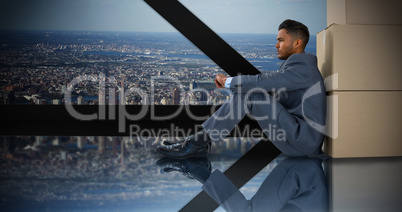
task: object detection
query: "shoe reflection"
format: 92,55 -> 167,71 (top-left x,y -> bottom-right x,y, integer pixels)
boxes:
156,157 -> 212,183
157,156 -> 328,212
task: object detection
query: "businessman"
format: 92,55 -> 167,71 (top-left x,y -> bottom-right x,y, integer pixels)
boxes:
156,19 -> 326,158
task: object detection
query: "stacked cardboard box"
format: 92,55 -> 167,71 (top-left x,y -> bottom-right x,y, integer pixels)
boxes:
327,0 -> 402,26
317,0 -> 402,157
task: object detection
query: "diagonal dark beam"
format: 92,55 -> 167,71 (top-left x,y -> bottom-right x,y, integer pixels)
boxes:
180,141 -> 280,212
144,1 -> 280,211
144,0 -> 261,77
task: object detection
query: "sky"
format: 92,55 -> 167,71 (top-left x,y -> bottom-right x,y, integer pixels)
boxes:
0,0 -> 326,35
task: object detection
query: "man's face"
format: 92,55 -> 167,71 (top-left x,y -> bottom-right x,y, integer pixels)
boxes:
275,29 -> 296,60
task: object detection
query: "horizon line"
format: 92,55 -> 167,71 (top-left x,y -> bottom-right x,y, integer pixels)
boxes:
0,29 -> 317,36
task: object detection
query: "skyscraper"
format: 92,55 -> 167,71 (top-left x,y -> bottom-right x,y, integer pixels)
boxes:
200,91 -> 208,105
77,96 -> 84,105
98,74 -> 106,105
189,80 -> 197,90
99,87 -> 106,105
53,99 -> 61,105
173,87 -> 180,105
142,95 -> 151,105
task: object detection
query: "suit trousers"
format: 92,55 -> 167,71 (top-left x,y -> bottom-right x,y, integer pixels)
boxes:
202,91 -> 323,156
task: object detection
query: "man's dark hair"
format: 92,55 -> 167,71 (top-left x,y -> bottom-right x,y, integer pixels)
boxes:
278,19 -> 310,48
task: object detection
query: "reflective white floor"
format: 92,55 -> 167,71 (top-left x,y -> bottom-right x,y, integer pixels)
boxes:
326,157 -> 402,212
0,136 -> 401,212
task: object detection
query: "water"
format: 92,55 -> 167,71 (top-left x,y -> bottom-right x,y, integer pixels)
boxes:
83,50 -> 284,71
80,32 -> 316,72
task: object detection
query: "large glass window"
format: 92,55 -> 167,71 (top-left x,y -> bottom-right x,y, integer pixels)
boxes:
0,0 -> 323,106
0,31 -> 294,105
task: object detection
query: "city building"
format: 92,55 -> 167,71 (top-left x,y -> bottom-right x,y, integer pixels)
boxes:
173,87 -> 180,105
77,96 -> 85,105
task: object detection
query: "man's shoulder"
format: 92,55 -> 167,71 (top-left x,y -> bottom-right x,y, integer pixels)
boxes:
282,53 -> 318,71
287,53 -> 317,63
281,53 -> 321,79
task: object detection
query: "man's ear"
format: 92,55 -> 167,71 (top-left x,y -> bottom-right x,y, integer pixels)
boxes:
293,39 -> 302,50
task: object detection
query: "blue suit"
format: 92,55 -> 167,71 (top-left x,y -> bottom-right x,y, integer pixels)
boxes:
202,156 -> 328,212
202,53 -> 326,156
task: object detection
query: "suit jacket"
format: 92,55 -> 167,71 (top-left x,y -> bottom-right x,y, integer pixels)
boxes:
229,53 -> 327,156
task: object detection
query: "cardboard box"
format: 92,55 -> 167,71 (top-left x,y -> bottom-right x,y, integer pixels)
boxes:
327,0 -> 402,26
323,91 -> 402,158
317,24 -> 402,91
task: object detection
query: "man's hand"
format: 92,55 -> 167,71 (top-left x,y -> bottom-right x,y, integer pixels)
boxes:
215,74 -> 228,88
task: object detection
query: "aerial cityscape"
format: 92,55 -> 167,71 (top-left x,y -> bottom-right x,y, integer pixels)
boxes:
0,30 -> 315,105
